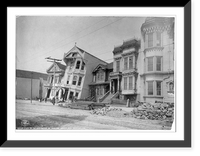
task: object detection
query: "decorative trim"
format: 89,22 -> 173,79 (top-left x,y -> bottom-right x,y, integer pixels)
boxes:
140,70 -> 174,77
122,71 -> 138,76
121,51 -> 136,57
114,57 -> 122,60
144,46 -> 164,53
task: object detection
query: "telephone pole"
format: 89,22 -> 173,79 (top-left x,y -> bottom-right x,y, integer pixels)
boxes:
45,57 -> 62,100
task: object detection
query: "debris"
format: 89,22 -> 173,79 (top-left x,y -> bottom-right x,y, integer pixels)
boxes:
124,102 -> 174,121
90,106 -> 122,116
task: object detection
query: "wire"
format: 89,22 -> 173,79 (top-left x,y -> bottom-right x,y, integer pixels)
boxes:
18,17 -> 124,65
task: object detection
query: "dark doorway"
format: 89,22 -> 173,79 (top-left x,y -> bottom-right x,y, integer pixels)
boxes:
69,91 -> 74,100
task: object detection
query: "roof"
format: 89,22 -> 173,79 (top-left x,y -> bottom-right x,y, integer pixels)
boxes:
76,46 -> 85,53
106,62 -> 113,70
16,69 -> 48,80
92,62 -> 113,73
55,62 -> 66,70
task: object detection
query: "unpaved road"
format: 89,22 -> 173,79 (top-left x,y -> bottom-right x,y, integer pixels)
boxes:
16,100 -> 172,130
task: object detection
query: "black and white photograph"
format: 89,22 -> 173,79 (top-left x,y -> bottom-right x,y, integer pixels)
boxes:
16,15 -> 175,130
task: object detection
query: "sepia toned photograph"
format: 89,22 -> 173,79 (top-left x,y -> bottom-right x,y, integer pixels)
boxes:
16,16 -> 175,130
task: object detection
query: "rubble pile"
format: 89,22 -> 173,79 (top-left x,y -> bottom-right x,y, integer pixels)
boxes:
126,102 -> 174,121
90,106 -> 122,116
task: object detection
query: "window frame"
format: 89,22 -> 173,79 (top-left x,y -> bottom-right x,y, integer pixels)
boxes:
147,81 -> 154,95
147,57 -> 154,72
156,32 -> 161,47
72,75 -> 77,85
75,60 -> 81,69
77,76 -> 82,86
129,56 -> 133,69
148,32 -> 153,48
156,81 -> 162,96
129,76 -> 133,90
156,56 -> 162,71
116,60 -> 120,72
124,57 -> 128,70
124,77 -> 127,90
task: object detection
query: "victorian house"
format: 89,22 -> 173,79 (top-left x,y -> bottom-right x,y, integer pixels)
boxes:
58,45 -> 108,102
139,17 -> 174,103
109,38 -> 140,103
88,62 -> 113,102
44,62 -> 66,100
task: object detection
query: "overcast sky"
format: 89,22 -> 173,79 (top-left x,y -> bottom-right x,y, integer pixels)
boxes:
16,16 -> 146,73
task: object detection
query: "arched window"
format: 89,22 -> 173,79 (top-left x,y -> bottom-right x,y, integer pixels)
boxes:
76,60 -> 81,69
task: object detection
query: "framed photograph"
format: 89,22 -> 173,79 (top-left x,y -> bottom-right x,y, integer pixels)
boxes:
3,2 -> 191,147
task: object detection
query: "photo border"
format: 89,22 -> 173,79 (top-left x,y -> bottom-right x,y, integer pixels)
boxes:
2,1 -> 191,147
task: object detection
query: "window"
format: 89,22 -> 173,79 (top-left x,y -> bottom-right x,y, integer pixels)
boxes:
100,71 -> 104,80
81,62 -> 85,70
169,82 -> 174,91
75,60 -> 81,69
147,81 -> 153,95
148,33 -> 153,47
156,81 -> 162,95
96,88 -> 99,95
100,87 -> 103,95
124,77 -> 127,90
66,75 -> 70,84
75,92 -> 79,98
156,56 -> 162,71
156,32 -> 161,46
116,60 -> 120,72
77,77 -> 82,86
124,57 -> 128,70
129,76 -> 133,90
129,56 -> 133,69
147,57 -> 154,71
72,75 -> 77,85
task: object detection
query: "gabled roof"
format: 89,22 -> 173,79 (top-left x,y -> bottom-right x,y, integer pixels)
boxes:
56,62 -> 66,70
92,64 -> 107,73
46,62 -> 66,73
92,62 -> 113,73
16,69 -> 48,80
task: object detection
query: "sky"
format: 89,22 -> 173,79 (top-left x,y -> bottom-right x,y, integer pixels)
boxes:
16,16 -> 146,73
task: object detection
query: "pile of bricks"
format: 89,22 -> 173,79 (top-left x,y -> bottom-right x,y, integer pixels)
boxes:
90,106 -> 122,116
126,102 -> 174,121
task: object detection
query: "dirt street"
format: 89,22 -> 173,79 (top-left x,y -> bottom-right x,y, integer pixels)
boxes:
16,100 -> 172,130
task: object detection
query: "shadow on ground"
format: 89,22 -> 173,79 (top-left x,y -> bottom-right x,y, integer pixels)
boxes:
16,114 -> 87,130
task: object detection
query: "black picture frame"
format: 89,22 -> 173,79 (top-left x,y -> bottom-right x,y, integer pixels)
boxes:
2,2 -> 191,148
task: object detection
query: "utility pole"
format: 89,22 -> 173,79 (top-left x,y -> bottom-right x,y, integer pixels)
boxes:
45,57 -> 62,103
